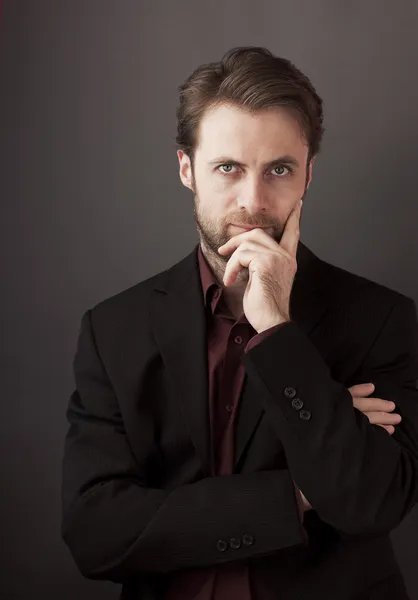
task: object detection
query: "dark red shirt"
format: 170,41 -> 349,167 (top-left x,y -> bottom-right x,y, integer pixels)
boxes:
165,246 -> 306,599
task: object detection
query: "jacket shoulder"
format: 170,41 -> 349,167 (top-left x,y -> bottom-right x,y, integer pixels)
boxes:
86,247 -> 197,331
317,255 -> 415,314
92,269 -> 166,315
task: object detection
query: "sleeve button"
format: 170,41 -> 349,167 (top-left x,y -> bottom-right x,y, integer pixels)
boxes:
284,387 -> 297,399
242,534 -> 255,546
292,398 -> 304,410
229,537 -> 242,550
299,409 -> 312,421
216,539 -> 228,552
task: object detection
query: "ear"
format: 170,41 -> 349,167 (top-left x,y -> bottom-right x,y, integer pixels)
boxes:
177,150 -> 194,191
305,156 -> 316,190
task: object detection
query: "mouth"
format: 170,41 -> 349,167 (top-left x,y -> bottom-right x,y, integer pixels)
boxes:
230,224 -> 271,232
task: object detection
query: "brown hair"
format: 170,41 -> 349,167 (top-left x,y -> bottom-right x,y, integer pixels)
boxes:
176,46 -> 324,164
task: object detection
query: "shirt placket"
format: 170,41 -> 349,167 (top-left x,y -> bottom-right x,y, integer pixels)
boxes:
217,322 -> 250,476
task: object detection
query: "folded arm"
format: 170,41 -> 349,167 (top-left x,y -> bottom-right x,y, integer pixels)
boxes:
242,295 -> 418,538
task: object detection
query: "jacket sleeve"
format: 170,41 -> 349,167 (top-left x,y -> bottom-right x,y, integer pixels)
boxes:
241,295 -> 418,539
61,310 -> 306,582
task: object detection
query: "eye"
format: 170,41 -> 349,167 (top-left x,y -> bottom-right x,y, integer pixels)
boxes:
218,164 -> 237,174
272,165 -> 291,177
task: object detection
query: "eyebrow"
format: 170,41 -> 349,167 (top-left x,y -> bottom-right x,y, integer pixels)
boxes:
208,155 -> 301,169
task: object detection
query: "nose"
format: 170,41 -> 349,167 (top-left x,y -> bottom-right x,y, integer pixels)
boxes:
236,176 -> 269,214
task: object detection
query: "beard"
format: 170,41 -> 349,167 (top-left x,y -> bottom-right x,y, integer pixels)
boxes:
193,194 -> 286,285
194,196 -> 284,257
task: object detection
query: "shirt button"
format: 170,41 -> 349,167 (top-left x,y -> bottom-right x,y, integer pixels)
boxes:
216,539 -> 228,552
299,409 -> 312,421
226,404 -> 233,413
284,387 -> 297,399
229,537 -> 242,550
234,335 -> 243,345
242,534 -> 255,546
291,398 -> 304,410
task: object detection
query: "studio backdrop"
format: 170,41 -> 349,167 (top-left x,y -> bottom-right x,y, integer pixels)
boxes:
1,1 -> 418,598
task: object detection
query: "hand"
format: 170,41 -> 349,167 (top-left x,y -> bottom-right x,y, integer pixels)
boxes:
218,200 -> 303,333
348,382 -> 402,435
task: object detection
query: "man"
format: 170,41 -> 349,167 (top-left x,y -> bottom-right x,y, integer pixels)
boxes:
61,47 -> 418,599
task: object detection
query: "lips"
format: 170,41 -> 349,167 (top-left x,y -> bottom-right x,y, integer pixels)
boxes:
231,224 -> 269,231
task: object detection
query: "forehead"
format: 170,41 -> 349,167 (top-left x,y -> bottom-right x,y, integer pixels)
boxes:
195,103 -> 308,161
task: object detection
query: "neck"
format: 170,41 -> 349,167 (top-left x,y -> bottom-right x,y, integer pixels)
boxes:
200,241 -> 246,319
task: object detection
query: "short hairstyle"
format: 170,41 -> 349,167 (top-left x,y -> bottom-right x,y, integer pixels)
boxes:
176,46 -> 324,164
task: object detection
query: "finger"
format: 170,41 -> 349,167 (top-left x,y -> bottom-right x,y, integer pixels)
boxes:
378,424 -> 395,435
218,228 -> 272,256
348,383 -> 375,397
353,398 -> 396,413
222,239 -> 265,257
223,248 -> 255,286
280,199 -> 302,257
353,396 -> 396,412
360,410 -> 402,425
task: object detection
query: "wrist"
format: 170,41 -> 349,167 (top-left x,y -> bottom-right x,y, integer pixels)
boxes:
257,317 -> 290,334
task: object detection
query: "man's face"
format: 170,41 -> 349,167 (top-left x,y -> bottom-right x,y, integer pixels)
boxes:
178,102 -> 314,260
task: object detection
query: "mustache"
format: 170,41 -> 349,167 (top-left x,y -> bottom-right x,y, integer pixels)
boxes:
225,213 -> 280,228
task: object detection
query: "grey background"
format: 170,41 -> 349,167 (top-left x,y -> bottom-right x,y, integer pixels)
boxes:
1,1 -> 418,598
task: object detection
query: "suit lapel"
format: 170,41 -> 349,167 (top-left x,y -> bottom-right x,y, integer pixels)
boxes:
150,246 -> 211,474
234,241 -> 330,470
150,242 -> 330,475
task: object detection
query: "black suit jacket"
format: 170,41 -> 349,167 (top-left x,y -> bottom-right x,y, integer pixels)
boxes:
61,242 -> 418,600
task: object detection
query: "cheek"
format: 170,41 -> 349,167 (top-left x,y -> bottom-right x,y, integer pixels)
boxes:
268,179 -> 305,219
206,176 -> 237,207
274,175 -> 306,200
197,189 -> 231,221
198,170 -> 232,197
212,174 -> 237,194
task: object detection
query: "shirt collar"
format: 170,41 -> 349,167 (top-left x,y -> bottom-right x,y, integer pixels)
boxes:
197,245 -> 222,310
